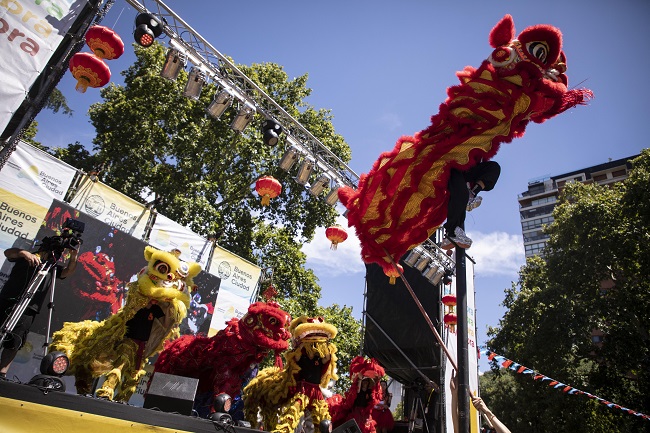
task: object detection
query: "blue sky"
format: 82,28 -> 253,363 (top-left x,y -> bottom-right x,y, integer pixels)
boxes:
34,0 -> 650,371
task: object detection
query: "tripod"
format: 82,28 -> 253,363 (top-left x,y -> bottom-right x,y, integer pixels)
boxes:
0,258 -> 58,353
408,394 -> 431,433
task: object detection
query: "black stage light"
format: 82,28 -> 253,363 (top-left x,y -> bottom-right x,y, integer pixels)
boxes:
27,351 -> 69,392
262,119 -> 283,146
134,13 -> 163,47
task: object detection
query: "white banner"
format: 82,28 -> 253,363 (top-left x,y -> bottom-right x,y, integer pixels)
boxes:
0,140 -> 77,251
69,179 -> 150,240
148,213 -> 212,268
444,259 -> 480,433
207,244 -> 261,336
0,0 -> 88,133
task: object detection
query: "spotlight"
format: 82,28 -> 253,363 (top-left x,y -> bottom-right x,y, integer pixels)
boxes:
414,253 -> 433,272
41,351 -> 69,376
206,88 -> 234,119
309,174 -> 330,196
27,351 -> 69,392
422,262 -> 440,281
183,67 -> 206,100
403,246 -> 424,267
230,101 -> 256,132
295,156 -> 315,185
209,392 -> 233,424
320,419 -> 333,433
429,268 -> 446,285
160,48 -> 185,81
213,392 -> 232,412
443,270 -> 453,285
278,146 -> 300,172
324,183 -> 341,206
134,13 -> 163,47
262,119 -> 283,146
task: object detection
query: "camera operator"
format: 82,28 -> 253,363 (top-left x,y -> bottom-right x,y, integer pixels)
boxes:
0,234 -> 80,379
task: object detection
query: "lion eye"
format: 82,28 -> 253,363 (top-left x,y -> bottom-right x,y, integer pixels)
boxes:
154,261 -> 170,274
527,41 -> 548,63
269,317 -> 278,326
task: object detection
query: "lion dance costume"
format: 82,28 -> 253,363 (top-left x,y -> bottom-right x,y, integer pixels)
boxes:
153,300 -> 292,417
338,14 -> 593,276
49,246 -> 201,401
327,356 -> 386,433
243,315 -> 338,433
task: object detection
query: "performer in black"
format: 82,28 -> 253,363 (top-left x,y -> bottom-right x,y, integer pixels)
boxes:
0,239 -> 79,379
442,161 -> 501,249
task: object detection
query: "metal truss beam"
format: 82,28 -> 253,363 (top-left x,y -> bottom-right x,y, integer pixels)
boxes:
124,0 -> 359,189
122,0 -> 452,273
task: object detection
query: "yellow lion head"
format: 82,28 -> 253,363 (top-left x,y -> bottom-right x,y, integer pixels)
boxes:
136,246 -> 201,308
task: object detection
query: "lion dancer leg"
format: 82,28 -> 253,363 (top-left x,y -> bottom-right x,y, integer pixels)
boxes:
115,339 -> 147,402
275,393 -> 311,433
442,161 -> 501,250
96,339 -> 140,400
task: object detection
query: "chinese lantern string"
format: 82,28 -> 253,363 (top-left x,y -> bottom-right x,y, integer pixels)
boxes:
481,349 -> 650,421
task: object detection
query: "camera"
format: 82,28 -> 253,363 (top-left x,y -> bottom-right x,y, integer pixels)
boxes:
39,218 -> 85,256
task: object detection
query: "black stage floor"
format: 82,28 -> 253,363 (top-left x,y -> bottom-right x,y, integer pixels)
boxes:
0,379 -> 251,433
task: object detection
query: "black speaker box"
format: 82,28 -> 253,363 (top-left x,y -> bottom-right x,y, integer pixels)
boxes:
143,372 -> 199,416
332,419 -> 363,433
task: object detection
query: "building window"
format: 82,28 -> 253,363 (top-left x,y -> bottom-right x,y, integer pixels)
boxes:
592,335 -> 604,344
525,242 -> 546,256
612,169 -> 627,178
531,196 -> 557,207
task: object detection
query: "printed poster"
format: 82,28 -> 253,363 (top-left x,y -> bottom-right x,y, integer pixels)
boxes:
0,1 -> 88,133
207,244 -> 261,336
69,178 -> 150,240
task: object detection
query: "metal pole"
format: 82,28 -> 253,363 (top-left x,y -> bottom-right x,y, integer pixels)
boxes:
455,247 -> 470,433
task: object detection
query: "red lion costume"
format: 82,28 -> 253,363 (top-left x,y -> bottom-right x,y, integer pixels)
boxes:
153,301 -> 291,416
327,356 -> 386,433
338,14 -> 593,276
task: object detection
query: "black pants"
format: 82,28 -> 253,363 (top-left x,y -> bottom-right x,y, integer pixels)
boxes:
444,161 -> 501,233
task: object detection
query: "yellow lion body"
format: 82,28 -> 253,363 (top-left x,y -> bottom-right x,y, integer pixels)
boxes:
49,246 -> 200,401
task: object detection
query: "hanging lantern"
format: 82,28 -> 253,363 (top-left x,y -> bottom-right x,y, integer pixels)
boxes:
325,225 -> 348,250
85,25 -> 124,60
69,52 -> 111,93
384,263 -> 403,285
255,176 -> 282,206
441,294 -> 457,310
444,312 -> 458,332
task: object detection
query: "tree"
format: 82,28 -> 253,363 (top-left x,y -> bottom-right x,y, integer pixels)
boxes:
73,43 -> 361,379
486,150 -> 650,433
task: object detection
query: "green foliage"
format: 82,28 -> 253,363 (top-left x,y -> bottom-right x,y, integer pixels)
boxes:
486,149 -> 650,433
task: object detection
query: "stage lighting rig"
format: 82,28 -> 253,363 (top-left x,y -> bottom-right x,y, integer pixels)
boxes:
160,47 -> 185,81
183,67 -> 206,100
206,88 -> 234,120
230,101 -> 256,132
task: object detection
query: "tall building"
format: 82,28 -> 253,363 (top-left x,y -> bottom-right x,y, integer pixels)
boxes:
518,155 -> 639,258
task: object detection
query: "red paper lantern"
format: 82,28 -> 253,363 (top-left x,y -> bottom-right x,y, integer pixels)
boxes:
441,294 -> 457,307
69,52 -> 111,93
85,25 -> 124,60
325,225 -> 348,250
255,176 -> 282,206
444,312 -> 458,332
384,263 -> 403,285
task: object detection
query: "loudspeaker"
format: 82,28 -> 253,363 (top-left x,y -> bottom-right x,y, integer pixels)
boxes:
143,372 -> 199,416
332,419 -> 363,433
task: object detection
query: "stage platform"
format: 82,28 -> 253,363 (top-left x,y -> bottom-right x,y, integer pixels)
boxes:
0,379 -> 250,433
